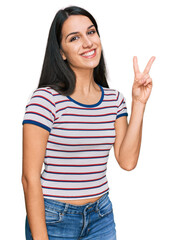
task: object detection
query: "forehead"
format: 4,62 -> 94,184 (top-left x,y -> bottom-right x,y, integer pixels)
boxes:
61,15 -> 94,36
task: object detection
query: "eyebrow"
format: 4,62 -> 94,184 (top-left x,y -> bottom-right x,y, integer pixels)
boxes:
65,24 -> 95,40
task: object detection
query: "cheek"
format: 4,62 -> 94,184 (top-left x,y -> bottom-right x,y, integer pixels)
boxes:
98,39 -> 102,49
64,46 -> 80,61
96,40 -> 102,56
95,38 -> 102,52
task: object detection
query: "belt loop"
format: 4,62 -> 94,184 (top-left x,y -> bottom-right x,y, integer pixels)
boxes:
95,198 -> 100,212
63,203 -> 69,214
95,192 -> 108,211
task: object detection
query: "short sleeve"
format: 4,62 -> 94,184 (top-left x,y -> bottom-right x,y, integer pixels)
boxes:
22,88 -> 56,132
115,90 -> 128,119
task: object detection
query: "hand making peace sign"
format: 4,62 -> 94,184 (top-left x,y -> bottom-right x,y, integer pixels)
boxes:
132,56 -> 156,104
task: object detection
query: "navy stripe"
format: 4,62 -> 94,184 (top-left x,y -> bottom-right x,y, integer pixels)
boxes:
22,120 -> 51,132
116,113 -> 128,119
66,83 -> 104,108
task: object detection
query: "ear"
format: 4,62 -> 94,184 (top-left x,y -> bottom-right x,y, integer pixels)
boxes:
60,49 -> 66,61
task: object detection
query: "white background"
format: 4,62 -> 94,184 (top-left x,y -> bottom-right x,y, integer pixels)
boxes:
0,0 -> 174,239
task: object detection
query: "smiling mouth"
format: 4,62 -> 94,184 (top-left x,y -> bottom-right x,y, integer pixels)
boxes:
81,49 -> 96,58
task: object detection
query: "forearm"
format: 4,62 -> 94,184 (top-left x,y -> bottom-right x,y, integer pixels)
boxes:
22,178 -> 49,240
118,100 -> 145,170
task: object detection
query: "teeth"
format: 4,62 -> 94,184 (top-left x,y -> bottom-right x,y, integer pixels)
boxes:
82,50 -> 95,56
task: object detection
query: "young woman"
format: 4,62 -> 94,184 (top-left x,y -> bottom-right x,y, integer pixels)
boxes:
22,6 -> 155,240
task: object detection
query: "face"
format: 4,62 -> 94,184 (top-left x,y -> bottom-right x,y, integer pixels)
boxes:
60,15 -> 102,72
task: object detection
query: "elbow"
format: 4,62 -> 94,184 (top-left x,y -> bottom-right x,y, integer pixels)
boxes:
120,164 -> 137,171
21,175 -> 29,189
117,156 -> 138,171
21,175 -> 26,185
21,174 -> 30,185
21,174 -> 40,188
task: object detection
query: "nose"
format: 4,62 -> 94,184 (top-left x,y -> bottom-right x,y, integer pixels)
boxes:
82,36 -> 93,48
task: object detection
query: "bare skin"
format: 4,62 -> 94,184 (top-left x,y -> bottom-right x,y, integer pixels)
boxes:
58,195 -> 102,205
113,56 -> 156,170
67,81 -> 101,105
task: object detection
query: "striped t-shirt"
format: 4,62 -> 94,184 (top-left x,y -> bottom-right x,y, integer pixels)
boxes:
22,83 -> 128,200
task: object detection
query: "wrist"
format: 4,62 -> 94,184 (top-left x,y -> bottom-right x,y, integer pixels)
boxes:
33,237 -> 49,240
132,99 -> 146,109
131,99 -> 146,118
33,233 -> 49,240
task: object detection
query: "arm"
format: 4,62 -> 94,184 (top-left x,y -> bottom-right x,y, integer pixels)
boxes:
22,124 -> 49,240
113,56 -> 155,171
113,101 -> 145,171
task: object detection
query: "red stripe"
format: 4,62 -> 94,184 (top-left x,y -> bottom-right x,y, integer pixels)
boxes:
33,94 -> 55,106
104,93 -> 116,96
35,88 -> 52,95
52,127 -> 115,131
46,147 -> 110,152
50,133 -> 115,138
56,105 -> 116,112
55,106 -> 69,112
43,188 -> 109,198
55,99 -> 71,104
42,181 -> 107,190
117,98 -> 124,107
54,120 -> 115,124
44,162 -> 107,167
62,113 -> 115,117
28,103 -> 51,112
117,107 -> 127,114
44,169 -> 106,175
27,103 -> 55,118
115,93 -> 118,101
26,111 -> 53,122
48,140 -> 114,146
45,154 -> 108,159
41,175 -> 106,182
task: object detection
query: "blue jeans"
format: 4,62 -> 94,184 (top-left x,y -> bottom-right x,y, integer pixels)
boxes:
25,192 -> 117,240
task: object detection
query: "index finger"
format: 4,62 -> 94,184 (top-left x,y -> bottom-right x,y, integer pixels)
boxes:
133,56 -> 140,75
143,56 -> 156,74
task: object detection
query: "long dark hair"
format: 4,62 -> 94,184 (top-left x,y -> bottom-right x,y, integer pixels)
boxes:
38,6 -> 109,96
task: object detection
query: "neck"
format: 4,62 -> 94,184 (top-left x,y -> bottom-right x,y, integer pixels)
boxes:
71,68 -> 98,95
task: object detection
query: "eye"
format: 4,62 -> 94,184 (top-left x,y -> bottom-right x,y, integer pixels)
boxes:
70,36 -> 79,42
88,30 -> 96,35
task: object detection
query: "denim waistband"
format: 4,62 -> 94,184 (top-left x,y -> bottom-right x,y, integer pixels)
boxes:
44,191 -> 109,214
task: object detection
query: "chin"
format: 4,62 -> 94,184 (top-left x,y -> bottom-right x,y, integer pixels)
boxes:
69,56 -> 101,71
83,58 -> 101,69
